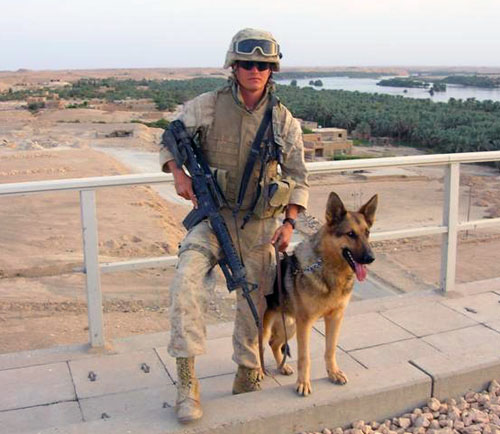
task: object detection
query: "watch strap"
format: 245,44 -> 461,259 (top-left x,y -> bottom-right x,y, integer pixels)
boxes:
283,217 -> 296,229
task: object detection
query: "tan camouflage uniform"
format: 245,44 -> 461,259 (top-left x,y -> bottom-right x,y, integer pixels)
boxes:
160,80 -> 309,369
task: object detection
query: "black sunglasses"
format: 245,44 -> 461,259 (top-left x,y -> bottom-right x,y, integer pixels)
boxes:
237,61 -> 271,72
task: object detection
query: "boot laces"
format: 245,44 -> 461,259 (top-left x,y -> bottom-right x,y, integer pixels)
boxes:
177,358 -> 194,389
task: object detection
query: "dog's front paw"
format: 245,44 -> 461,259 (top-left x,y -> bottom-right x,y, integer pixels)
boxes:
279,363 -> 294,376
295,379 -> 312,396
257,368 -> 264,381
327,368 -> 348,385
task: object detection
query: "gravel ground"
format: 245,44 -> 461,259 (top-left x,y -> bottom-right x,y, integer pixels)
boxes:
300,380 -> 500,434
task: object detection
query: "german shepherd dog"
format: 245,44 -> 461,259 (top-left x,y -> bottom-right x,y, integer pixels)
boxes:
264,192 -> 378,396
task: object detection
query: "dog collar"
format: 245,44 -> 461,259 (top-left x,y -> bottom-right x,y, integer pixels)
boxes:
302,259 -> 323,274
291,255 -> 323,275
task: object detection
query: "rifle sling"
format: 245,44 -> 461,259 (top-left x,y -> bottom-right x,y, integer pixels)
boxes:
234,95 -> 277,216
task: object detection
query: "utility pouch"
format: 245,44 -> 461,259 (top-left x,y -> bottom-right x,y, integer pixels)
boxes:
210,167 -> 228,195
254,177 -> 296,219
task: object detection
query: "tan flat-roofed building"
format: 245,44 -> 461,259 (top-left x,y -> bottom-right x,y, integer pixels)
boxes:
312,127 -> 349,142
302,128 -> 353,160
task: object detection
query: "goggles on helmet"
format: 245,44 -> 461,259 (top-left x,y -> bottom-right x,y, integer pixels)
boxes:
234,39 -> 279,57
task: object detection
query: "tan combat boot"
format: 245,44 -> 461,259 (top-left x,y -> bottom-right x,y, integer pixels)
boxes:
232,365 -> 263,395
175,357 -> 203,423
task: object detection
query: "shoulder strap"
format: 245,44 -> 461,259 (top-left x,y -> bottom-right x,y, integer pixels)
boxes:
234,94 -> 277,215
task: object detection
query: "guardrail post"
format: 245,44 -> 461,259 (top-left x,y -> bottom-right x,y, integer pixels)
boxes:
80,189 -> 105,347
440,162 -> 460,292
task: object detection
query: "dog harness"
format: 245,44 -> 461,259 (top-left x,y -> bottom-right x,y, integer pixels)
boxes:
289,253 -> 323,276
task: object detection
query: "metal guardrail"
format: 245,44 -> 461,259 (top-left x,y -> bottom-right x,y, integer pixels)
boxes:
2,151 -> 500,347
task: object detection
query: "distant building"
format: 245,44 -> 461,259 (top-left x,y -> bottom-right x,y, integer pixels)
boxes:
296,118 -> 318,131
26,96 -> 46,104
302,127 -> 353,160
369,137 -> 392,146
46,99 -> 64,109
26,93 -> 64,109
312,127 -> 349,142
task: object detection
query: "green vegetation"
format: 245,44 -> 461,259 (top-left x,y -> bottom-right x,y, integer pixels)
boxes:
0,88 -> 32,101
27,102 -> 45,112
290,79 -> 298,87
301,126 -> 314,134
0,77 -> 226,111
3,76 -> 500,158
56,77 -> 226,111
377,78 -> 429,88
440,75 -> 500,88
131,118 -> 170,129
352,139 -> 371,146
431,82 -> 447,92
308,79 -> 323,87
66,101 -> 88,109
276,84 -> 500,155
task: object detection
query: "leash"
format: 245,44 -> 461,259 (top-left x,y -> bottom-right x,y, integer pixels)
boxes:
275,243 -> 290,371
257,247 -> 268,375
258,241 -> 292,378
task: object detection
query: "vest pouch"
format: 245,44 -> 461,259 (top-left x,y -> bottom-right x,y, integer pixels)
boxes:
254,177 -> 296,219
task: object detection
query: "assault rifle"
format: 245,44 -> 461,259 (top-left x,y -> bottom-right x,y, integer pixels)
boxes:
165,120 -> 261,330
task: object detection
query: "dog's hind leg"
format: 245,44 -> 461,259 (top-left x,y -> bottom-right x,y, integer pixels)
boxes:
269,315 -> 295,376
324,309 -> 348,385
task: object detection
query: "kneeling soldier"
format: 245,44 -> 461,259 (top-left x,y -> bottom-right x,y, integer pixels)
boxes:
160,28 -> 309,423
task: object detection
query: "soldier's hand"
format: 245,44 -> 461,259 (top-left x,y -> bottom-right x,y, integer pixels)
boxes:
271,223 -> 293,252
172,167 -> 198,208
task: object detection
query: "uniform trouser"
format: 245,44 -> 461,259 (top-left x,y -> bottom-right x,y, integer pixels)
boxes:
167,213 -> 278,369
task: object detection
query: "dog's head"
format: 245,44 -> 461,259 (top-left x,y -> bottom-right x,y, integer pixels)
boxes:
324,192 -> 378,281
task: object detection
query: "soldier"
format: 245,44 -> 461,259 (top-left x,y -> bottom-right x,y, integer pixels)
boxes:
160,28 -> 309,423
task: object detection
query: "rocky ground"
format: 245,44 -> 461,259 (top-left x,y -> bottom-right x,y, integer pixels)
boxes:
300,380 -> 500,434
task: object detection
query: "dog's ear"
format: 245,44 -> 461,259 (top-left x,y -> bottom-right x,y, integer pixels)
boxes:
325,192 -> 346,226
359,194 -> 378,228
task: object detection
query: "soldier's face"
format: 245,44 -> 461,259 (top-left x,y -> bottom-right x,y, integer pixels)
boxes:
234,62 -> 271,93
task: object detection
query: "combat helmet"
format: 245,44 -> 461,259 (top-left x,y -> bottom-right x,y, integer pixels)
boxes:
224,28 -> 282,71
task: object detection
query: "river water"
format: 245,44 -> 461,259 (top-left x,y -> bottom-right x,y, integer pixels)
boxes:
276,76 -> 500,102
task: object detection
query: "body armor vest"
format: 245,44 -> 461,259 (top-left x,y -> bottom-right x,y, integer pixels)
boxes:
201,87 -> 278,210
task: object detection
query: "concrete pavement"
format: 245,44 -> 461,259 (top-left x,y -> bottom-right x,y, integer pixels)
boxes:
1,279 -> 499,434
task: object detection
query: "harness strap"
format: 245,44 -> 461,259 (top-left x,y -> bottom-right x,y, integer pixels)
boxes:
290,253 -> 322,275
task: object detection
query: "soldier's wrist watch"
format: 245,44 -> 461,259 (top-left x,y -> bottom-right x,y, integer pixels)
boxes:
283,217 -> 296,229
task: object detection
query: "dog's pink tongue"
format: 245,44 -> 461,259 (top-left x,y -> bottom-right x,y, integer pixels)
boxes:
354,262 -> 367,281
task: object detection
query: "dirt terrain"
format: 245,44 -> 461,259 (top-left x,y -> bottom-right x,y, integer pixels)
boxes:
1,79 -> 500,354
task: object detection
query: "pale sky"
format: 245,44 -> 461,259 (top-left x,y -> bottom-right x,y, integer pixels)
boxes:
1,0 -> 499,70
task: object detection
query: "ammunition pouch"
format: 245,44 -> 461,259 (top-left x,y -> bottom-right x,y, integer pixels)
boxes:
254,176 -> 296,219
210,167 -> 229,195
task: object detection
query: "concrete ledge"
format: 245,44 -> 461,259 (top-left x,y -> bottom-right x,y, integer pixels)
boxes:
0,322 -> 234,371
455,277 -> 500,296
34,362 -> 431,434
6,288 -> 500,433
0,343 -> 95,371
411,351 -> 500,400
